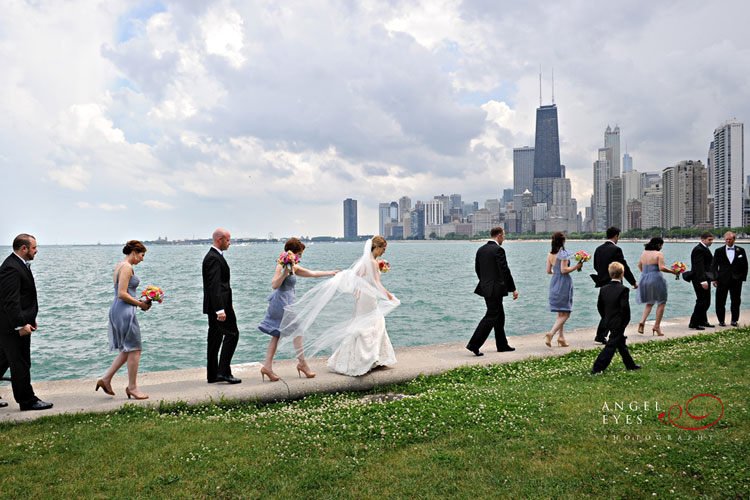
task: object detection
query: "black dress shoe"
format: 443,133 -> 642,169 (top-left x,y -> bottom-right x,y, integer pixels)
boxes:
216,375 -> 241,384
0,400 -> 8,408
701,323 -> 715,328
590,369 -> 604,375
594,337 -> 607,344
20,400 -> 53,411
626,364 -> 642,371
688,324 -> 705,330
718,322 -> 726,327
731,321 -> 739,327
497,346 -> 516,352
466,345 -> 484,356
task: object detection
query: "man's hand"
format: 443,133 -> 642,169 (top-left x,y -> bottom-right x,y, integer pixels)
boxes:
712,281 -> 718,288
217,312 -> 227,322
632,283 -> 639,289
512,290 -> 519,300
19,324 -> 34,336
702,282 -> 709,290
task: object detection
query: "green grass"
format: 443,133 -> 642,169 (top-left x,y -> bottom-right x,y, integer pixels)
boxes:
2,329 -> 748,499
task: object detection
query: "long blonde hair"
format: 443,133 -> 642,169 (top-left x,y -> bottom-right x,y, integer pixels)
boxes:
371,236 -> 387,251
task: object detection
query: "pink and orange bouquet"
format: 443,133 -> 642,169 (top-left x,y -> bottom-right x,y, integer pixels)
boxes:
278,250 -> 300,272
141,286 -> 164,303
671,261 -> 687,280
377,259 -> 391,274
574,250 -> 592,271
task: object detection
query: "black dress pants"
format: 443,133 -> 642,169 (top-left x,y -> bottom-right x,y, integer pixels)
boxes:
206,312 -> 239,382
468,296 -> 510,351
0,331 -> 37,405
690,281 -> 711,326
716,280 -> 743,323
592,328 -> 636,373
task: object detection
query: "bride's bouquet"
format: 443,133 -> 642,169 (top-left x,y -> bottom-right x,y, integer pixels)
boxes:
377,259 -> 391,274
574,250 -> 591,271
141,286 -> 164,303
278,250 -> 300,272
671,261 -> 687,280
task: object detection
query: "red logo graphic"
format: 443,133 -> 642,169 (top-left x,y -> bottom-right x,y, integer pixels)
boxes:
658,394 -> 724,430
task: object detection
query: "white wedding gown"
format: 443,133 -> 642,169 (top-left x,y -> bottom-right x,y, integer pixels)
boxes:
326,286 -> 397,376
279,239 -> 399,376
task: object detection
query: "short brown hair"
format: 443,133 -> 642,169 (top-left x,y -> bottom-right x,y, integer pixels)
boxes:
12,234 -> 36,251
122,240 -> 147,255
371,236 -> 387,249
608,261 -> 624,279
284,237 -> 306,254
490,227 -> 504,238
701,232 -> 714,240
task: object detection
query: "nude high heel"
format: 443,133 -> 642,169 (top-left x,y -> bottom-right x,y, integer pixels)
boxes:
260,366 -> 280,382
637,323 -> 645,334
125,387 -> 148,400
557,338 -> 569,347
296,363 -> 316,378
544,333 -> 552,347
95,379 -> 115,396
652,327 -> 664,337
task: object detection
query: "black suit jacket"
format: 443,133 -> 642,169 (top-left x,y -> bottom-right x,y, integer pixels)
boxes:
690,243 -> 714,284
202,248 -> 233,315
473,241 -> 515,298
711,245 -> 748,286
0,254 -> 38,334
597,280 -> 630,333
591,241 -> 636,287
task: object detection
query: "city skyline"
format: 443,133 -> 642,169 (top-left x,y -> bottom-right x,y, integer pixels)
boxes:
2,1 -> 749,243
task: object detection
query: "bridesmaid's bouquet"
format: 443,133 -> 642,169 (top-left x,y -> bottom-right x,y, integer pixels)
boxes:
278,251 -> 300,272
141,286 -> 164,303
377,259 -> 391,274
574,250 -> 592,271
671,261 -> 687,280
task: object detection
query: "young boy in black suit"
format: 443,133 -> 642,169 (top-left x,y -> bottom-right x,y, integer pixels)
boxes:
591,262 -> 641,374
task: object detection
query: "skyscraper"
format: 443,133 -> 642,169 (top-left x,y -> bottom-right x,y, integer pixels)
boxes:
593,148 -> 610,232
378,202 -> 392,237
450,194 -> 462,211
343,198 -> 357,240
532,104 -> 562,205
662,161 -> 708,228
606,177 -> 623,230
623,152 -> 633,173
713,120 -> 744,228
398,196 -> 411,222
502,188 -> 514,207
605,125 -> 621,178
513,147 -> 535,196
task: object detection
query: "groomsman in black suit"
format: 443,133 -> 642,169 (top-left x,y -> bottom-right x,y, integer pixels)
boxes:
202,228 -> 241,384
0,234 -> 53,411
711,231 -> 747,327
467,226 -> 518,356
688,232 -> 715,330
590,227 -> 637,343
591,262 -> 641,374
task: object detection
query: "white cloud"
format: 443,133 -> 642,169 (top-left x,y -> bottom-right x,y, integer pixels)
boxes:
49,165 -> 91,191
143,200 -> 175,210
98,203 -> 127,211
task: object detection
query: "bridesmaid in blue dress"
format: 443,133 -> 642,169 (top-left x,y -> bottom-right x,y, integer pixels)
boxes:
96,240 -> 152,400
259,238 -> 338,381
545,232 -> 583,347
636,237 -> 680,336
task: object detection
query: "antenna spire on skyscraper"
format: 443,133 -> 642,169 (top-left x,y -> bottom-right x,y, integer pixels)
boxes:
551,67 -> 555,105
539,65 -> 542,107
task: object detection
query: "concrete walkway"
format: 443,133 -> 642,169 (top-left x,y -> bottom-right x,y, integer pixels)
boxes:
1,313 -> 743,423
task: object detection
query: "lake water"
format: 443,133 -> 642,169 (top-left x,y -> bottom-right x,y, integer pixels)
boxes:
1,240 -> 737,381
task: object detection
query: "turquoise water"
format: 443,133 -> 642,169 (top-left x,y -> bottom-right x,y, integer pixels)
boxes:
0,241 -> 735,381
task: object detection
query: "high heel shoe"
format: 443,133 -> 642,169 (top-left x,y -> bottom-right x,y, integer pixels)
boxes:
260,366 -> 280,382
544,333 -> 552,347
95,379 -> 115,396
557,338 -> 570,347
637,323 -> 645,334
296,363 -> 316,378
652,327 -> 664,337
125,387 -> 148,400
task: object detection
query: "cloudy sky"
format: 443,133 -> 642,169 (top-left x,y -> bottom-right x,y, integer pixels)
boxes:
1,0 -> 748,244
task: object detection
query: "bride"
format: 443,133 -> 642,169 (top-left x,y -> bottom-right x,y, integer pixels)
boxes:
279,236 -> 400,376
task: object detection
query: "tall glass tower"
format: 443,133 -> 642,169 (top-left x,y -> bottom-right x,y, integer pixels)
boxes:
532,104 -> 562,205
343,199 -> 357,240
